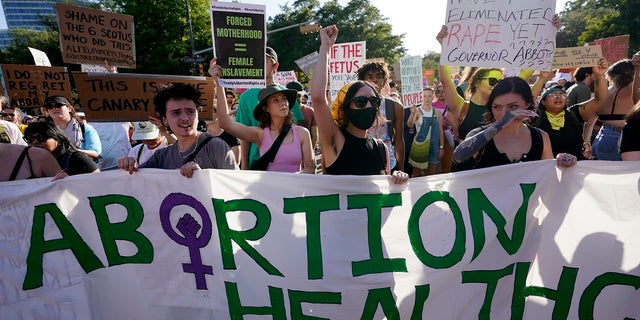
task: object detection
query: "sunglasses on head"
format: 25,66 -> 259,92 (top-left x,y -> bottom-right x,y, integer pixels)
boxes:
23,135 -> 49,144
351,96 -> 381,109
482,77 -> 501,86
1,112 -> 15,117
44,103 -> 64,110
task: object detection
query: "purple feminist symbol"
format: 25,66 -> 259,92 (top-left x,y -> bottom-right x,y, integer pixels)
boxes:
160,193 -> 213,290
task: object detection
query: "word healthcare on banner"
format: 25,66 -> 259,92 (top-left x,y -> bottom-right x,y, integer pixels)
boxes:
210,1 -> 266,89
1,161 -> 640,319
440,0 -> 557,70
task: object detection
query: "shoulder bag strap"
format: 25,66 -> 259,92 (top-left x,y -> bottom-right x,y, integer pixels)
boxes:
256,125 -> 291,165
183,136 -> 214,164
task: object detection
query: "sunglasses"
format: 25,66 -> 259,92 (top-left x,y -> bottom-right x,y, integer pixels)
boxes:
351,96 -> 381,109
482,77 -> 501,86
547,92 -> 567,99
23,135 -> 49,144
1,112 -> 15,117
44,103 -> 64,110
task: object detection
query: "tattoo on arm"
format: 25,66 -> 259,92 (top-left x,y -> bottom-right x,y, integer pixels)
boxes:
452,113 -> 514,163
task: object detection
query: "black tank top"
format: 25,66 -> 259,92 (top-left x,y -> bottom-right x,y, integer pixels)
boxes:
325,129 -> 386,175
9,146 -> 35,181
477,126 -> 543,169
598,89 -> 625,121
533,108 -> 585,159
458,101 -> 486,140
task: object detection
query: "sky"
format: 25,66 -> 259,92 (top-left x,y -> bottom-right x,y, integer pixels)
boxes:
0,0 -> 569,55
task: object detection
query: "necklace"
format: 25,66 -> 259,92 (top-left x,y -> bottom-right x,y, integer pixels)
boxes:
178,134 -> 200,159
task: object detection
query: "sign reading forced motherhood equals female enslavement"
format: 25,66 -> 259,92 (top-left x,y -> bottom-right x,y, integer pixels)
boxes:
440,0 -> 557,70
210,1 -> 266,89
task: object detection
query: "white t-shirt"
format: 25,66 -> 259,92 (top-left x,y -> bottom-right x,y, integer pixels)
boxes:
127,139 -> 169,166
0,120 -> 27,145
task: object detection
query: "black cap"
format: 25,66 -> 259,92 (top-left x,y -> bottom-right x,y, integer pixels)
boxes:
266,46 -> 278,62
43,95 -> 70,106
286,81 -> 303,92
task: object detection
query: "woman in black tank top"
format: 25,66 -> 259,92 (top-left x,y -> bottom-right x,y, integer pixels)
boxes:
452,77 -> 578,170
310,25 -> 408,184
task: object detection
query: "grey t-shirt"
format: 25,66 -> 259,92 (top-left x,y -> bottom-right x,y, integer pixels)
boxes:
140,133 -> 237,170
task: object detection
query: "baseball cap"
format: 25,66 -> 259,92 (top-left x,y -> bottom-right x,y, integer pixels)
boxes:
286,81 -> 303,92
541,85 -> 566,100
266,46 -> 278,62
131,121 -> 160,140
43,95 -> 70,107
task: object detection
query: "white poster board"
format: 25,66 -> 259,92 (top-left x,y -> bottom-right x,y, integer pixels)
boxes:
399,55 -> 423,107
440,0 -> 557,70
328,41 -> 366,100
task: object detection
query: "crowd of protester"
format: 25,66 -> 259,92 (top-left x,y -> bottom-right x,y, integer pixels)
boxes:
1,25 -> 639,183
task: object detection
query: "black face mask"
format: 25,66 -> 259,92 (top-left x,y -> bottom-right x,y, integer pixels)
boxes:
346,107 -> 377,130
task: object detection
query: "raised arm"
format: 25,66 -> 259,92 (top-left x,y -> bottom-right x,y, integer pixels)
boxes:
632,51 -> 640,104
311,25 -> 341,163
436,25 -> 466,118
577,58 -> 609,120
531,70 -> 556,99
209,58 -> 263,145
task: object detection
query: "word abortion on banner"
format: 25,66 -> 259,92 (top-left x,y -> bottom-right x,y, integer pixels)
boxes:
552,45 -> 603,69
294,51 -> 319,77
56,3 -> 135,68
72,72 -> 214,122
440,0 -> 557,70
1,161 -> 639,319
0,64 -> 71,109
589,34 -> 630,64
399,55 -> 423,107
329,41 -> 365,100
210,1 -> 266,89
274,70 -> 297,87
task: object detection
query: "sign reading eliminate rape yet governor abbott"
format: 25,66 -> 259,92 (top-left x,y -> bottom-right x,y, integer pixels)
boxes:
209,1 -> 266,89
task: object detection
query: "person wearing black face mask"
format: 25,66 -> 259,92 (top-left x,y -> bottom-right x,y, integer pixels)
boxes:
311,25 -> 409,184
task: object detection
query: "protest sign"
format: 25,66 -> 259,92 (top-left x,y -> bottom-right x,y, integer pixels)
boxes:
440,0 -> 557,70
28,47 -> 52,66
56,3 -> 135,68
589,35 -> 630,64
552,45 -> 603,69
210,1 -> 266,88
399,55 -> 423,107
274,70 -> 297,87
0,64 -> 71,109
1,161 -> 639,319
329,41 -> 366,100
72,72 -> 214,122
295,51 -> 319,77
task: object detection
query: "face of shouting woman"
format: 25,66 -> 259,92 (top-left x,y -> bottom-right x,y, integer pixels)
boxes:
164,98 -> 199,138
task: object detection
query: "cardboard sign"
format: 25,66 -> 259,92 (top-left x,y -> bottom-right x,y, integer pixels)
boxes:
440,0 -> 557,70
210,1 -> 266,88
72,72 -> 214,122
552,45 -> 603,69
0,64 -> 71,109
328,41 -> 366,100
399,55 -> 423,107
56,3 -> 136,68
589,35 -> 630,64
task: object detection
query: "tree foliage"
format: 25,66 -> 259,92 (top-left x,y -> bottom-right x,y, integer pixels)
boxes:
265,0 -> 405,74
557,0 -> 639,57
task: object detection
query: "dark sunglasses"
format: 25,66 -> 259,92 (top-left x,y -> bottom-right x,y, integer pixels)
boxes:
1,112 -> 15,117
23,135 -> 49,144
482,77 -> 501,86
44,103 -> 64,110
351,96 -> 381,109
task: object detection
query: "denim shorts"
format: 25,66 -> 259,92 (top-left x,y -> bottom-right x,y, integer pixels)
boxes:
592,125 -> 622,161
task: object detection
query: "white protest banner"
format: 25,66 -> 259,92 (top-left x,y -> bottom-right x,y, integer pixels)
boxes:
329,41 -> 365,100
552,45 -> 603,69
28,47 -> 52,66
1,161 -> 640,319
399,55 -> 423,107
210,1 -> 266,89
440,0 -> 557,70
274,70 -> 297,87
